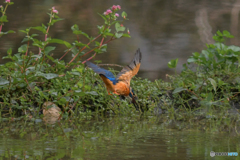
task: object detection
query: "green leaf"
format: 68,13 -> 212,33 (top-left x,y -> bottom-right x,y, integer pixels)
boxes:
48,39 -> 72,48
7,48 -> 12,55
187,57 -> 197,63
50,18 -> 64,25
36,72 -> 59,80
45,55 -> 54,61
0,78 -> 9,85
59,98 -> 67,104
115,33 -> 123,38
44,73 -> 59,80
85,91 -> 98,96
208,78 -> 217,93
44,46 -> 56,54
0,15 -> 8,23
0,30 -> 15,36
122,33 -> 131,38
115,22 -> 125,32
201,50 -> 209,59
32,26 -> 47,34
71,24 -> 79,31
168,58 -> 178,68
19,30 -> 28,34
71,72 -> 81,76
228,45 -> 240,52
206,92 -> 213,102
6,30 -> 15,33
222,30 -> 234,38
192,52 -> 200,57
75,42 -> 90,48
217,30 -> 223,36
8,2 -> 14,5
18,44 -> 28,53
32,55 -> 42,59
121,11 -> 127,18
173,87 -> 186,94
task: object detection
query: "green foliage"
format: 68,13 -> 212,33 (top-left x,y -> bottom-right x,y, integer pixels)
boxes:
0,2 -> 15,37
0,4 -> 133,118
1,2 -> 239,121
168,58 -> 178,68
169,30 -> 240,109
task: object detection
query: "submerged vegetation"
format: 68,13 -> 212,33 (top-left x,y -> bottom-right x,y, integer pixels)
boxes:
0,1 -> 239,132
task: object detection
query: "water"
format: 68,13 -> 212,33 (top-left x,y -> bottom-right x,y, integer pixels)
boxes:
0,117 -> 239,159
1,0 -> 240,80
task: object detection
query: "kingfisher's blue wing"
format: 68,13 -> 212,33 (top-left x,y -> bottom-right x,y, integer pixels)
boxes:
116,48 -> 142,83
86,61 -> 118,84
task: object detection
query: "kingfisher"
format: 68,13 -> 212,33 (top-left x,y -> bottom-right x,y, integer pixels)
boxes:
86,48 -> 143,112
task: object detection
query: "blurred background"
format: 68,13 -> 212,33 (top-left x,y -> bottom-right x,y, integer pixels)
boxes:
0,0 -> 240,81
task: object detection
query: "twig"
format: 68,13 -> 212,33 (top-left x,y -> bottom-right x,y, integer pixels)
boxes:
59,48 -> 74,61
98,64 -> 123,68
25,41 -> 29,56
82,53 -> 96,64
67,34 -> 102,66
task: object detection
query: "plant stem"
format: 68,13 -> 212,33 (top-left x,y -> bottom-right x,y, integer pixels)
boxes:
45,11 -> 53,41
67,34 -> 102,66
0,4 -> 9,34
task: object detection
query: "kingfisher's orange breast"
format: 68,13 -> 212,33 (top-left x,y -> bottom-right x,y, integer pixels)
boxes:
100,75 -> 115,92
114,81 -> 130,96
100,75 -> 130,96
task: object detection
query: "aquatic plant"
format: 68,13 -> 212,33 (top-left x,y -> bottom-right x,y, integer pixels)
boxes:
168,30 -> 240,113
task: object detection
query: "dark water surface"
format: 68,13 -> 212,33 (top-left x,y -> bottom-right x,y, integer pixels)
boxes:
1,0 -> 240,80
0,117 -> 239,160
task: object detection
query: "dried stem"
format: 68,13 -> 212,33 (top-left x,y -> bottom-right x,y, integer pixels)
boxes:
98,64 -> 123,68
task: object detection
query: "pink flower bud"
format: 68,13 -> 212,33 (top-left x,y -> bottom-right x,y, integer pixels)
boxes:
0,5 -> 2,8
5,0 -> 10,3
106,9 -> 112,14
120,24 -> 124,27
104,9 -> 112,15
112,5 -> 117,10
53,9 -> 58,14
115,13 -> 119,17
117,5 -> 121,10
128,29 -> 130,34
52,6 -> 58,14
123,16 -> 126,19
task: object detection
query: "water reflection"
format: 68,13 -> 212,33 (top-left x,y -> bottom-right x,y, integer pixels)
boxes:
0,0 -> 240,80
0,117 -> 239,159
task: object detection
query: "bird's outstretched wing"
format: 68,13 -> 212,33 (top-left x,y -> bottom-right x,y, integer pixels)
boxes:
85,61 -> 118,84
116,48 -> 142,84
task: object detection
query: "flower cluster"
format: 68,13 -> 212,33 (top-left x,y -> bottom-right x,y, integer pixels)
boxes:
103,5 -> 121,16
5,0 -> 10,3
112,5 -> 121,10
52,6 -> 58,14
104,9 -> 112,15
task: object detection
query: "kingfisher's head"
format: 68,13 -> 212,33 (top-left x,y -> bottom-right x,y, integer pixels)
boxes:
129,87 -> 138,99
